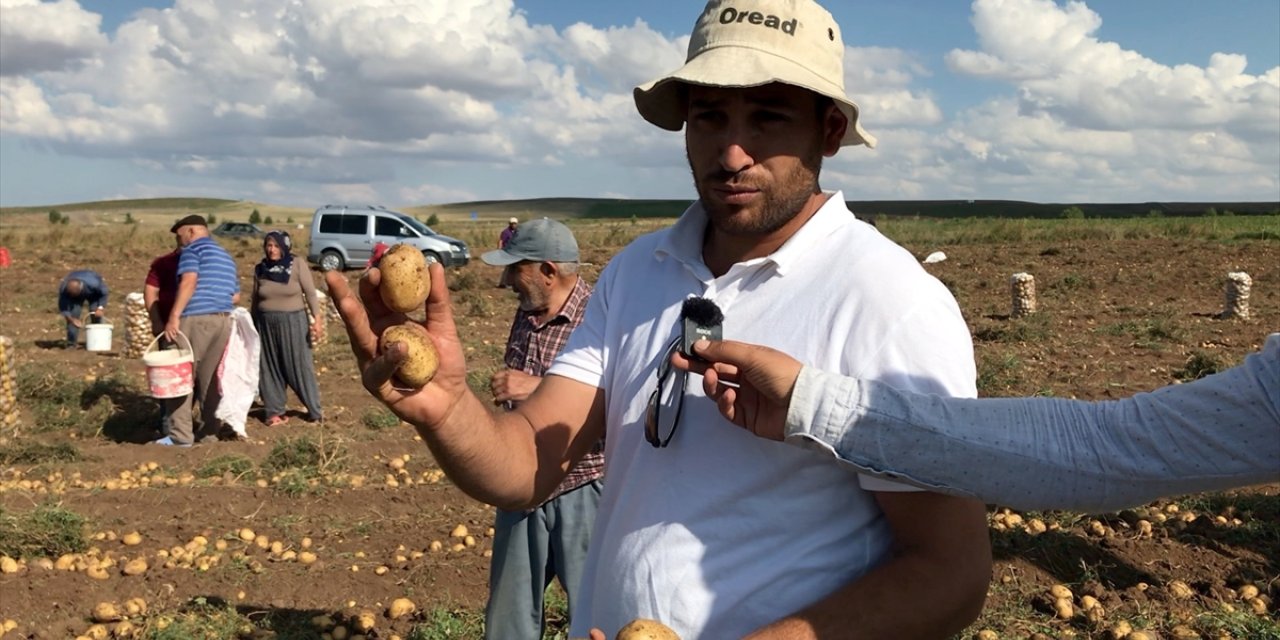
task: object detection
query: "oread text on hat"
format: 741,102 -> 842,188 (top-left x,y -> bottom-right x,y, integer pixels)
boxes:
718,6 -> 797,35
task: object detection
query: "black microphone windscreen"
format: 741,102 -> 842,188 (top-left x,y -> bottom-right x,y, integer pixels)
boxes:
680,297 -> 724,326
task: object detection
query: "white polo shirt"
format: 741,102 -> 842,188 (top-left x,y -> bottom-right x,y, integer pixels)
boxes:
553,191 -> 976,638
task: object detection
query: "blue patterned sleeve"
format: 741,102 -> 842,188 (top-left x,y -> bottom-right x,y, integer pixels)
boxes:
785,334 -> 1280,512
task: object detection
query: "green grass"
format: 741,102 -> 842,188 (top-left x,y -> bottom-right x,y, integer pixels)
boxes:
1174,350 -> 1225,381
262,435 -> 345,473
142,598 -> 250,640
877,215 -> 1280,246
195,454 -> 256,479
406,607 -> 485,640
0,504 -> 89,558
0,441 -> 82,465
973,314 -> 1052,344
1190,608 -> 1280,639
262,435 -> 348,497
361,407 -> 401,431
977,351 -> 1023,396
14,365 -> 156,439
1096,316 -> 1184,348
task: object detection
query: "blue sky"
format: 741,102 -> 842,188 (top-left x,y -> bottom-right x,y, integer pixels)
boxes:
2,0 -> 1278,207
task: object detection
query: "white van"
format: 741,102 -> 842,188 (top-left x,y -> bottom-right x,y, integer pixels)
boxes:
307,205 -> 470,271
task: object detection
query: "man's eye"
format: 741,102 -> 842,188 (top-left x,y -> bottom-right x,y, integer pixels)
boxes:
691,111 -> 724,124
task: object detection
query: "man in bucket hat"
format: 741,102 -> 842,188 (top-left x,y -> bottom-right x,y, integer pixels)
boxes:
328,0 -> 988,637
480,218 -> 603,640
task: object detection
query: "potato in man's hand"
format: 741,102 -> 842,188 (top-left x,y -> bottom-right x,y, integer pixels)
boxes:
616,619 -> 680,640
377,243 -> 430,313
380,322 -> 439,388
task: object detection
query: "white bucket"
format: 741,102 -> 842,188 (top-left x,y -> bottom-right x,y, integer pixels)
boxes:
85,324 -> 114,352
142,332 -> 194,399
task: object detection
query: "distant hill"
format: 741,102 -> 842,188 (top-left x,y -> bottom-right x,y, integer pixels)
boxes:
407,197 -> 695,220
843,200 -> 1279,219
4,196 -> 1277,222
410,197 -> 1279,220
0,197 -> 240,215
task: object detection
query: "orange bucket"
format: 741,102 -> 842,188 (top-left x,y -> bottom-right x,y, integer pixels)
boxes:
142,332 -> 194,399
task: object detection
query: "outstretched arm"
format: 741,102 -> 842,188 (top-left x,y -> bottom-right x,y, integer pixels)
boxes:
677,336 -> 1280,512
326,264 -> 606,510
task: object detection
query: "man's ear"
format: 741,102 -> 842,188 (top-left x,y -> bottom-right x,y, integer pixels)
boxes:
539,262 -> 557,278
822,104 -> 848,157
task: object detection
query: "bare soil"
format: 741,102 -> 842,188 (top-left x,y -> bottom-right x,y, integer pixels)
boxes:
0,223 -> 1276,639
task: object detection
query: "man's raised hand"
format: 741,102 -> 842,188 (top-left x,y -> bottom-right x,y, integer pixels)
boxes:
325,261 -> 469,430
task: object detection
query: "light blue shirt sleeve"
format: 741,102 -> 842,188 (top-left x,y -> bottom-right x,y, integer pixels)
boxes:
784,333 -> 1280,512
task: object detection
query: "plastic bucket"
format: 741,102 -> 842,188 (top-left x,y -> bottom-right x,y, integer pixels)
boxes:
85,324 -> 114,352
142,332 -> 194,399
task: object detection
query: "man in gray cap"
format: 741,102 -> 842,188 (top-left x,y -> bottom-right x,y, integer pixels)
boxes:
329,1 -> 988,637
479,218 -> 602,640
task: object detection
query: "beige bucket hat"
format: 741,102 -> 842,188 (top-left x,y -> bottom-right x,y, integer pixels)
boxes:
634,0 -> 876,148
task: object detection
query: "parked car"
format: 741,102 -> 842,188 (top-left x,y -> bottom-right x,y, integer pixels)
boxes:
306,205 -> 469,271
212,222 -> 266,238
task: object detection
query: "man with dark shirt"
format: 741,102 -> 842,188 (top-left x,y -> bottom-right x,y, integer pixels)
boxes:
145,239 -> 182,436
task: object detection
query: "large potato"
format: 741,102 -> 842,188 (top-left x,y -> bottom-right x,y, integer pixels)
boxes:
378,244 -> 430,313
616,619 -> 680,640
380,322 -> 439,388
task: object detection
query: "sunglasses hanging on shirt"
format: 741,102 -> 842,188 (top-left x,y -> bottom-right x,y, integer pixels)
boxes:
645,297 -> 724,448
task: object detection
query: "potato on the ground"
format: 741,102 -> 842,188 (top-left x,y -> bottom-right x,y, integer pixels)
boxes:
616,618 -> 680,640
378,244 -> 430,313
380,322 -> 440,388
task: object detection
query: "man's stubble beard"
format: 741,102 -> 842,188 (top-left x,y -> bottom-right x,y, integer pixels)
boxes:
689,146 -> 825,237
516,281 -> 550,315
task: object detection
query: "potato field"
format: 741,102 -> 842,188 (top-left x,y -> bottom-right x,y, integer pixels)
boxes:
0,207 -> 1276,639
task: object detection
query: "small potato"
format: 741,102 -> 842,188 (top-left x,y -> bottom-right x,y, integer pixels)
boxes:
381,323 -> 440,388
378,244 -> 431,313
616,618 -> 680,640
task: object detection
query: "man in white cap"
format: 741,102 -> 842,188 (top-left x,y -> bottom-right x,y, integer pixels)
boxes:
480,218 -> 603,639
496,217 -> 520,287
500,217 -> 520,249
328,1 -> 989,637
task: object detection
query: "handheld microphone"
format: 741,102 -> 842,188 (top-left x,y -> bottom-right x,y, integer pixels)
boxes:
679,297 -> 723,361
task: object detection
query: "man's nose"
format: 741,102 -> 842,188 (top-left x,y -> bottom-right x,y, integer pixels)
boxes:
717,123 -> 755,173
500,266 -> 514,287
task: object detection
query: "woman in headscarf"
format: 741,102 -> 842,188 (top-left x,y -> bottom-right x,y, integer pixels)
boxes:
251,231 -> 324,426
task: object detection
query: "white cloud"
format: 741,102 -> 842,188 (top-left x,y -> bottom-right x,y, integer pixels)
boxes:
322,182 -> 379,204
557,19 -> 687,93
397,182 -> 478,205
845,47 -> 942,127
929,0 -> 1280,200
947,0 -> 1280,135
0,0 -> 107,76
0,0 -> 1275,204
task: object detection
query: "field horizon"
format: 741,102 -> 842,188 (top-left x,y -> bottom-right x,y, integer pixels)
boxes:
2,196 -> 1277,227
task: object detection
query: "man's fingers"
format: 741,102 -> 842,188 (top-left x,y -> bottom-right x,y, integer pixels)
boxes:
326,270 -> 381,365
424,262 -> 459,337
717,387 -> 739,425
690,338 -> 762,368
357,267 -> 397,319
362,341 -> 407,400
671,350 -> 711,376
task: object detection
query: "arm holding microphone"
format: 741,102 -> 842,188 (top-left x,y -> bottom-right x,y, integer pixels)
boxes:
673,336 -> 1280,512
